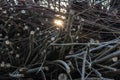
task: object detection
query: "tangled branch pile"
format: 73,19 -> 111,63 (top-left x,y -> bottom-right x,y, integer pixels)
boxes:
0,0 -> 120,80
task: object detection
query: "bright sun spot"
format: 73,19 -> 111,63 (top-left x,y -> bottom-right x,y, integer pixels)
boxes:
54,19 -> 64,28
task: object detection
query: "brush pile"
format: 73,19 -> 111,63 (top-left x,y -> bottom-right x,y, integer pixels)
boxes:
0,0 -> 120,80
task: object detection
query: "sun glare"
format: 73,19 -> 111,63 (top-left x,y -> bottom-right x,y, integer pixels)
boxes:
54,19 -> 64,28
